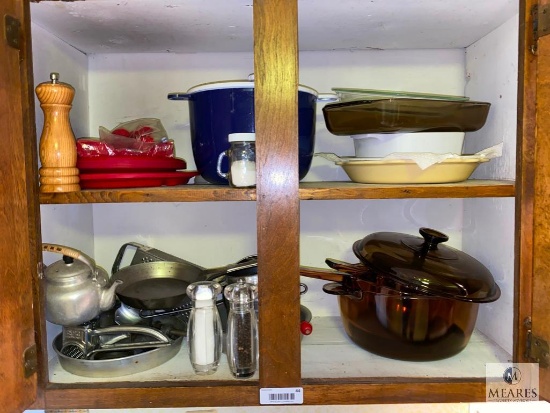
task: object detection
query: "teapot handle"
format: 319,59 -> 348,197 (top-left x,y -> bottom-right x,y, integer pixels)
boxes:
42,243 -> 97,279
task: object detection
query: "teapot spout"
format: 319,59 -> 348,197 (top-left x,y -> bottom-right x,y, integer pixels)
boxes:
99,279 -> 123,312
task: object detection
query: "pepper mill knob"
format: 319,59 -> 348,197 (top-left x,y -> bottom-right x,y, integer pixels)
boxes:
36,72 -> 80,193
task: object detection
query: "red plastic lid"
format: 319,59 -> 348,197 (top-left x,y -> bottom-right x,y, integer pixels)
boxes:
77,156 -> 187,173
300,321 -> 313,335
79,171 -> 199,189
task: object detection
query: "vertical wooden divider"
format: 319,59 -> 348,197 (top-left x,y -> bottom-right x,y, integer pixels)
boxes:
253,0 -> 301,388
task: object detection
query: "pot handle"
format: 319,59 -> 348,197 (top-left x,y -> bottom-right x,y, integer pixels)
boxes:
42,243 -> 96,276
325,258 -> 366,274
322,282 -> 363,300
167,92 -> 191,101
216,150 -> 230,180
299,266 -> 348,283
317,93 -> 339,103
324,258 -> 378,282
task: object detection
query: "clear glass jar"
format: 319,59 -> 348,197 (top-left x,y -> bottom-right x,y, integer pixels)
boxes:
186,281 -> 223,375
216,133 -> 256,188
224,281 -> 258,378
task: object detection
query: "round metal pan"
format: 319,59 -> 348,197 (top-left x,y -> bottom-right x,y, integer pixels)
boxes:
113,257 -> 258,310
53,333 -> 183,378
113,261 -> 205,310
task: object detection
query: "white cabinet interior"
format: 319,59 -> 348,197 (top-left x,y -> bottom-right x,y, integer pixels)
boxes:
31,0 -> 518,385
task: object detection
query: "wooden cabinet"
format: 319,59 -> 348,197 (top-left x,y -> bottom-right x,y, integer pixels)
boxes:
2,0 -> 549,410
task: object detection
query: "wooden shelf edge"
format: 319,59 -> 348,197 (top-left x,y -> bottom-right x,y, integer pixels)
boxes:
42,382 -> 259,409
300,379 -> 487,404
41,378 -> 486,409
299,179 -> 516,199
38,180 -> 515,204
39,185 -> 257,204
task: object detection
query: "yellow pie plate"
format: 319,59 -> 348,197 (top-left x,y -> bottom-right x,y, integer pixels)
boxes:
336,157 -> 490,184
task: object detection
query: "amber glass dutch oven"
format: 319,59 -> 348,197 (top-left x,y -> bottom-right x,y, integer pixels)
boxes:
300,227 -> 500,361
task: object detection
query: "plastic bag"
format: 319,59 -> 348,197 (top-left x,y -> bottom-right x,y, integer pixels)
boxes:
77,118 -> 175,157
76,138 -> 116,157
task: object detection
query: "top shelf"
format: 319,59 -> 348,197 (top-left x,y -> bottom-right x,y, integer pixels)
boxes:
29,0 -> 518,54
38,179 -> 515,204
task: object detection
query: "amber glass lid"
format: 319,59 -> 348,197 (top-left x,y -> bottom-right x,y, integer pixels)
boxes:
352,227 -> 501,302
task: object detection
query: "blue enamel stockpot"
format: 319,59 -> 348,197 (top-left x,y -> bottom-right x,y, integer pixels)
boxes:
168,79 -> 335,185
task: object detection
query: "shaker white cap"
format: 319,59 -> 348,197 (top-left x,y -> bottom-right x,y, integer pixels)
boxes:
229,133 -> 256,142
195,284 -> 215,300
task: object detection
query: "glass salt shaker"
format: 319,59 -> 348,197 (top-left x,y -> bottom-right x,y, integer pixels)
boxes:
216,133 -> 256,188
224,281 -> 258,378
186,281 -> 223,375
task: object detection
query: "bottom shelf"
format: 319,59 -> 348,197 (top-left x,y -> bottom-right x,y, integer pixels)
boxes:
41,316 -> 512,408
48,341 -> 256,384
301,317 -> 512,379
48,317 -> 510,384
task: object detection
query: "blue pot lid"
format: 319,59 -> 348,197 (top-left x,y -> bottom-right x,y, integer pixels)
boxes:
186,79 -> 319,96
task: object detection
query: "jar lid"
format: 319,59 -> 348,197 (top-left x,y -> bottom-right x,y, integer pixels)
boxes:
186,281 -> 221,301
224,281 -> 257,304
229,133 -> 255,142
352,227 -> 501,302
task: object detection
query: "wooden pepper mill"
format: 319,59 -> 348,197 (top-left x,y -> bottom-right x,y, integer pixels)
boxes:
36,72 -> 80,192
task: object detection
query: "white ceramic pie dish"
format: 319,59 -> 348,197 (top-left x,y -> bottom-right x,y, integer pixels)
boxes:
336,157 -> 490,184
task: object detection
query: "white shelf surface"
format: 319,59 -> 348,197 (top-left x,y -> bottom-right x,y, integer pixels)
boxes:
301,317 -> 512,379
48,316 -> 510,384
48,339 -> 257,384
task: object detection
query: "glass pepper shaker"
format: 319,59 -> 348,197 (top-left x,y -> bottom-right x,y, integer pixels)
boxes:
224,281 -> 258,378
186,281 -> 223,375
216,133 -> 256,188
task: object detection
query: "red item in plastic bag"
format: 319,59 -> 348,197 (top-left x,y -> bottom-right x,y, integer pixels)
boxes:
77,138 -> 175,157
77,138 -> 116,157
77,118 -> 175,158
112,128 -> 132,138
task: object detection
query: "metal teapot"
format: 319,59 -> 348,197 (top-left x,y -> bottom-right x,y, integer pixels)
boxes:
42,244 -> 122,326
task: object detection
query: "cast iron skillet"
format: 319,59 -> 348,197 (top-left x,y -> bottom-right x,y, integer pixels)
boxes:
112,257 -> 258,310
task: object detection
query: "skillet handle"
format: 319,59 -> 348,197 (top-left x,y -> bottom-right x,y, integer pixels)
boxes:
202,256 -> 258,281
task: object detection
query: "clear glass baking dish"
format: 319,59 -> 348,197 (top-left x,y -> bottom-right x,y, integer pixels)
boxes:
332,87 -> 470,102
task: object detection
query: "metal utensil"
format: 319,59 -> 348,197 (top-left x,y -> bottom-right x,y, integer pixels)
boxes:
60,325 -> 172,360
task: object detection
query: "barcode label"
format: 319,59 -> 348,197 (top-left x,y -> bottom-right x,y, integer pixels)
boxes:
270,393 -> 294,401
260,387 -> 303,405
